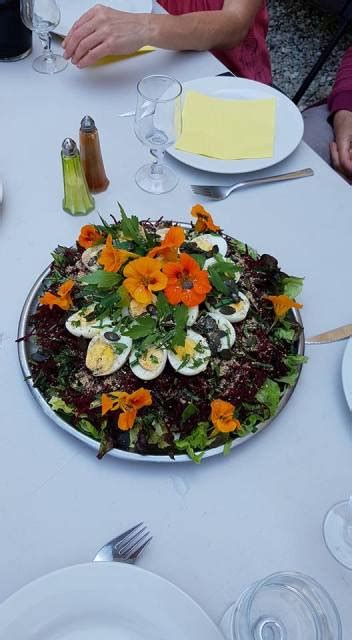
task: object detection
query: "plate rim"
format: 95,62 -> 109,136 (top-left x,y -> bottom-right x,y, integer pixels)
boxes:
342,336 -> 352,411
167,76 -> 304,174
17,223 -> 305,464
0,561 -> 224,639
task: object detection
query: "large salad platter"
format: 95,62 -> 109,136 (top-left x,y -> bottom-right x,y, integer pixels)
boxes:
18,205 -> 306,463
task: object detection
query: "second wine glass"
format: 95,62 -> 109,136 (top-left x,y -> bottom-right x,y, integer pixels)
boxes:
134,75 -> 182,194
20,0 -> 67,74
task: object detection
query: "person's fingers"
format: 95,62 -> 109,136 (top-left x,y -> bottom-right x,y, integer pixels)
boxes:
71,31 -> 105,65
63,18 -> 97,59
62,5 -> 105,49
330,141 -> 341,172
335,133 -> 352,179
75,42 -> 111,68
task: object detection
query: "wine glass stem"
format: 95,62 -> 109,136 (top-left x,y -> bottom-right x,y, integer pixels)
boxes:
39,32 -> 54,61
150,148 -> 165,177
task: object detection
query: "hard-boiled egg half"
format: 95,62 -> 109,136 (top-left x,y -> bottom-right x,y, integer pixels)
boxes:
204,256 -> 241,283
129,346 -> 167,381
65,305 -> 112,339
81,245 -> 104,272
191,234 -> 228,257
155,227 -> 171,241
207,312 -> 236,350
168,330 -> 211,376
206,292 -> 250,323
85,334 -> 132,376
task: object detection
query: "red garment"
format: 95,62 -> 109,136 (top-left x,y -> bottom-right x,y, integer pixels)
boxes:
328,47 -> 352,115
157,0 -> 271,84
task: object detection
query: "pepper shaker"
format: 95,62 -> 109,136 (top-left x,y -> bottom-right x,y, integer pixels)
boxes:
61,138 -> 95,216
79,116 -> 110,193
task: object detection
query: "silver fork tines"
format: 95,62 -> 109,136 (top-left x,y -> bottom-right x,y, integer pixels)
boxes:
94,522 -> 152,564
191,168 -> 314,201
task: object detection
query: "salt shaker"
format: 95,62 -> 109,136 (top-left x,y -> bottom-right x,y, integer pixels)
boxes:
79,116 -> 110,193
61,138 -> 95,216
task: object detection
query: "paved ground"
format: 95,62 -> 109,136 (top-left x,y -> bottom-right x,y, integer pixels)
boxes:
267,0 -> 352,106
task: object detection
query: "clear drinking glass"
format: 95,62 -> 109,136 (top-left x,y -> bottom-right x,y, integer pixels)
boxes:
20,0 -> 67,74
220,571 -> 342,640
323,495 -> 352,569
134,75 -> 182,194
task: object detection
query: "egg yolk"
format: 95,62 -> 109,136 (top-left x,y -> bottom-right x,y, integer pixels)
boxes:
139,348 -> 162,371
196,238 -> 213,251
174,338 -> 196,360
86,341 -> 115,374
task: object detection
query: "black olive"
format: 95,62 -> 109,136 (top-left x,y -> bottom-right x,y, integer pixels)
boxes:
104,331 -> 120,342
212,245 -> 219,254
220,305 -> 235,315
259,254 -> 278,271
230,292 -> 241,303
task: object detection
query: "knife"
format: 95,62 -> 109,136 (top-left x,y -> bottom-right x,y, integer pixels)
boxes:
305,323 -> 352,344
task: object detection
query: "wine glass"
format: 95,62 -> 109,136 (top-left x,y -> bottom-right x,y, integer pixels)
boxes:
323,495 -> 352,569
20,0 -> 67,74
134,75 -> 182,194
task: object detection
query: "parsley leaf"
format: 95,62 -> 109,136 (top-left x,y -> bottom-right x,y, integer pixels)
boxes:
180,402 -> 199,424
123,316 -> 157,339
81,271 -> 121,289
172,304 -> 188,347
119,203 -> 143,244
176,421 -> 214,463
276,355 -> 308,386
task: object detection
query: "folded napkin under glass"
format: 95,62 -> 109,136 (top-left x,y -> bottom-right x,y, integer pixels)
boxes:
176,90 -> 276,160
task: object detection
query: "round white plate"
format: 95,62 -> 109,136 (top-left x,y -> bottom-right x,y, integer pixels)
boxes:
0,562 -> 223,640
168,76 -> 304,174
342,337 -> 352,410
55,0 -> 152,37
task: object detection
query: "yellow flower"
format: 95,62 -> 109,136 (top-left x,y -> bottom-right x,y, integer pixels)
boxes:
210,399 -> 240,433
123,257 -> 168,305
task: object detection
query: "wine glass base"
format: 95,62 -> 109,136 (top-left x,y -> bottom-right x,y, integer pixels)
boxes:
323,500 -> 352,569
32,53 -> 68,74
135,163 -> 178,195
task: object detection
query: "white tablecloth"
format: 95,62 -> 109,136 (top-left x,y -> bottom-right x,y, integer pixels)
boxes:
1,37 -> 352,634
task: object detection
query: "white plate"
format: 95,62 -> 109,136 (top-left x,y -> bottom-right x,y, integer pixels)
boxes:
168,77 -> 304,174
55,0 -> 152,37
0,562 -> 224,640
342,337 -> 352,411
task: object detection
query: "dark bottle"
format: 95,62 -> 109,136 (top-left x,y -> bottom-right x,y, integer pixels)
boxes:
0,0 -> 32,61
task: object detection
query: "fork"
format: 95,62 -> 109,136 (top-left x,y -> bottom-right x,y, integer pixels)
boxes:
94,522 -> 152,564
191,167 -> 314,200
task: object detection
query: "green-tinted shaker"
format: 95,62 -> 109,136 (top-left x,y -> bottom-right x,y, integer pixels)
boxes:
61,138 -> 95,215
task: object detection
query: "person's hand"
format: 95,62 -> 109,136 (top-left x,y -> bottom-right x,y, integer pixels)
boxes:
62,4 -> 151,68
330,109 -> 352,181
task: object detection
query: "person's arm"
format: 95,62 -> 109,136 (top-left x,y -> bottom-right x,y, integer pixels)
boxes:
327,48 -> 352,179
62,0 -> 262,68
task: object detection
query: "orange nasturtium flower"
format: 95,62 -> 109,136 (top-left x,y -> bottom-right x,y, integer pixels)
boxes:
163,253 -> 212,307
123,257 -> 168,305
191,204 -> 220,233
97,234 -> 138,273
77,224 -> 103,249
210,399 -> 241,433
39,279 -> 75,311
148,226 -> 185,262
263,294 -> 303,319
101,388 -> 152,431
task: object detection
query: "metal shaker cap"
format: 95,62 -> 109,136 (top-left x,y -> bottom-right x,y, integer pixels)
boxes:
61,138 -> 78,156
80,115 -> 96,132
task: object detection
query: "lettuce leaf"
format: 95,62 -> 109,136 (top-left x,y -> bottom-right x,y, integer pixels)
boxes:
276,354 -> 308,385
280,276 -> 304,298
176,421 -> 215,463
49,396 -> 74,415
255,379 -> 281,417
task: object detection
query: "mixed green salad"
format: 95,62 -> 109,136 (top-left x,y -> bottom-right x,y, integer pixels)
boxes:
25,204 -> 306,462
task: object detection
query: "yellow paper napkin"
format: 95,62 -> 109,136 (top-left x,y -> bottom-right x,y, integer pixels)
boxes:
93,46 -> 155,67
176,91 -> 276,160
